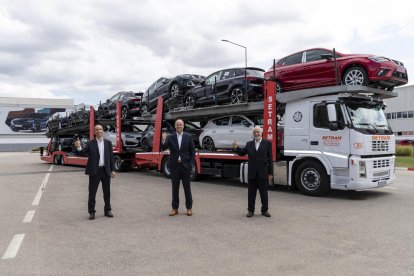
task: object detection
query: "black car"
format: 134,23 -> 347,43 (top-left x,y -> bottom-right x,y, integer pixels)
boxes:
141,74 -> 205,114
68,104 -> 90,126
183,67 -> 264,109
10,113 -> 49,132
46,110 -> 72,132
98,91 -> 143,119
140,121 -> 202,151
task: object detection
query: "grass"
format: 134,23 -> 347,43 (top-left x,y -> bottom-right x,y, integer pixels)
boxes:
396,156 -> 414,168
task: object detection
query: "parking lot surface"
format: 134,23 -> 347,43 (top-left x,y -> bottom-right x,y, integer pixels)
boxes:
0,152 -> 413,275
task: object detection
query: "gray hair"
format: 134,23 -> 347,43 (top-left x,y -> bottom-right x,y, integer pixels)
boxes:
252,126 -> 263,134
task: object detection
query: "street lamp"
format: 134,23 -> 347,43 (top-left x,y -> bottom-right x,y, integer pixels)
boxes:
222,39 -> 248,102
221,39 -> 247,68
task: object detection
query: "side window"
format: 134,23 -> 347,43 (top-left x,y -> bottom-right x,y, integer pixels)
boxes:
231,116 -> 250,127
148,83 -> 156,94
282,53 -> 303,66
214,117 -> 230,126
313,103 -> 345,129
206,72 -> 220,85
306,50 -> 326,62
220,69 -> 235,80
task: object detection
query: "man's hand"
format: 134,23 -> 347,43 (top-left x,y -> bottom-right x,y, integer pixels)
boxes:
111,171 -> 116,178
268,174 -> 273,184
232,139 -> 238,149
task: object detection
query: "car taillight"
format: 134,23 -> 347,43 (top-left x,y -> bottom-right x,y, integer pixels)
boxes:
245,76 -> 258,81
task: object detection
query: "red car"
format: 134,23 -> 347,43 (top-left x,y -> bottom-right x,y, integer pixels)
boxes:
264,48 -> 408,93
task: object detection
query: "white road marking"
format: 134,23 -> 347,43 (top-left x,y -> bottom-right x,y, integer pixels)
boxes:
23,210 -> 36,223
383,186 -> 399,190
2,234 -> 25,260
32,165 -> 53,206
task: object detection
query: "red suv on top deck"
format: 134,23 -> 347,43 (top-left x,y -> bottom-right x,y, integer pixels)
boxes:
264,48 -> 408,93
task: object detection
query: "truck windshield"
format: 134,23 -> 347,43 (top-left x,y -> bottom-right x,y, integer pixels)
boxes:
345,101 -> 392,135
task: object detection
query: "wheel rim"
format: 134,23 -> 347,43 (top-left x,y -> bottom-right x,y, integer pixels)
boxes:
115,157 -> 121,171
122,107 -> 128,119
230,88 -> 243,104
344,69 -> 365,85
185,96 -> 194,109
202,137 -> 215,151
171,84 -> 179,97
300,168 -> 321,191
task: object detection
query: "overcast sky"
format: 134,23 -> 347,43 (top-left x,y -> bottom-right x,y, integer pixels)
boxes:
0,0 -> 413,105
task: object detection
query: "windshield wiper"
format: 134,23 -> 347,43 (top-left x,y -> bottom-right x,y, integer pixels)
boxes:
356,123 -> 379,133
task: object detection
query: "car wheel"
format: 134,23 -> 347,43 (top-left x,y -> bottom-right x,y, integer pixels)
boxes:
295,160 -> 330,196
202,136 -> 215,151
276,81 -> 282,94
162,156 -> 171,179
114,155 -> 125,172
141,103 -> 148,115
343,67 -> 368,86
170,83 -> 180,98
184,95 -> 195,109
230,88 -> 244,104
121,106 -> 129,119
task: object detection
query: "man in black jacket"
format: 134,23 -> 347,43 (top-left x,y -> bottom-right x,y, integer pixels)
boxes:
161,119 -> 195,216
75,125 -> 116,220
233,126 -> 273,218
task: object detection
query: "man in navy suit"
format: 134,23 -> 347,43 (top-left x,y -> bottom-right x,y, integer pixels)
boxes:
162,119 -> 195,216
233,126 -> 273,218
75,124 -> 116,220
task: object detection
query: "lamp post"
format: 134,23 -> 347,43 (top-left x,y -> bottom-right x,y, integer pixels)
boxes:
222,39 -> 248,102
221,39 -> 247,68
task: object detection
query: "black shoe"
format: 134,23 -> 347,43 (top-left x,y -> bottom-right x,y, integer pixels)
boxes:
104,211 -> 114,218
89,213 -> 95,220
246,211 -> 254,218
261,211 -> 271,217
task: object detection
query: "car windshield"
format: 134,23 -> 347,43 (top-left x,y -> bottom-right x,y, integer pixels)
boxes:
345,101 -> 392,134
246,116 -> 263,125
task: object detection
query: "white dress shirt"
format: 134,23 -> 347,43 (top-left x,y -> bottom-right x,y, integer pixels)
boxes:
255,138 -> 262,151
176,132 -> 183,161
97,139 -> 105,166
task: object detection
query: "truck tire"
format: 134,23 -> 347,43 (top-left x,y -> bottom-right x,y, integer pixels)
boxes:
295,160 -> 330,196
60,155 -> 65,166
114,155 -> 125,172
54,154 -> 61,165
162,156 -> 171,179
190,160 -> 199,181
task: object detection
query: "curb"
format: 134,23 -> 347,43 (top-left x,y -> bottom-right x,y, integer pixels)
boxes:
395,167 -> 414,171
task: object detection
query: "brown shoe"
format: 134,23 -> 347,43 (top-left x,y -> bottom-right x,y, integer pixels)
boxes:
187,209 -> 192,216
169,209 -> 178,216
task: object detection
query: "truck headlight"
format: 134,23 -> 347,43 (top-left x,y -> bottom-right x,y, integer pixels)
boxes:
359,161 -> 366,178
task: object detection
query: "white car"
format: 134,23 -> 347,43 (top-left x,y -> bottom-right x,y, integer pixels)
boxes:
103,125 -> 143,149
199,115 -> 263,151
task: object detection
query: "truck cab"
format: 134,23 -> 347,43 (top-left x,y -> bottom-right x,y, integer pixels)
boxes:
278,85 -> 396,195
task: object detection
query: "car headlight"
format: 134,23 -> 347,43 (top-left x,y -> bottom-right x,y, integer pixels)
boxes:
359,161 -> 366,178
368,56 -> 390,63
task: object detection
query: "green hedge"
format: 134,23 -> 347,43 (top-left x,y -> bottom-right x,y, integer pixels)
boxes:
396,145 -> 414,157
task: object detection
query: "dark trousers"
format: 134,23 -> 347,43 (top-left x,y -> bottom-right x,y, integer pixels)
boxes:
247,173 -> 268,212
88,167 -> 111,214
171,163 -> 192,210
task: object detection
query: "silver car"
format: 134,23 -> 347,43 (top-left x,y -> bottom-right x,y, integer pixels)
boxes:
199,115 -> 263,151
104,125 -> 143,148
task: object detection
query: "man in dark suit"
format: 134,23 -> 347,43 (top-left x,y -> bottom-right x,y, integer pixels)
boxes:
233,126 -> 273,218
75,124 -> 116,220
161,119 -> 195,216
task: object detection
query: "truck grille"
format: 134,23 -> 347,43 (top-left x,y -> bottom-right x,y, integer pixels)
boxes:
373,159 -> 390,168
372,140 -> 390,152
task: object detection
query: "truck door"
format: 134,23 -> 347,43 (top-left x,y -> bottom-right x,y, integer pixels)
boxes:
309,101 -> 350,168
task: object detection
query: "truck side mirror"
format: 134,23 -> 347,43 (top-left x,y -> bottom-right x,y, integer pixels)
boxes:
327,104 -> 339,131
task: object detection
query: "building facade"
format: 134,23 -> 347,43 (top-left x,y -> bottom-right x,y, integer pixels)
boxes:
384,85 -> 414,136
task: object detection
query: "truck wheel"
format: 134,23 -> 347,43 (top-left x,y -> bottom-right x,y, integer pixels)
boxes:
202,136 -> 215,151
343,67 -> 368,86
190,160 -> 199,181
54,154 -> 61,165
60,156 -> 65,166
114,155 -> 125,172
295,160 -> 330,196
162,156 -> 171,179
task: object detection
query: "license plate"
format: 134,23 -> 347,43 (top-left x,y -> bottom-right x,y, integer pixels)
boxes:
15,125 -> 22,127
378,180 -> 387,187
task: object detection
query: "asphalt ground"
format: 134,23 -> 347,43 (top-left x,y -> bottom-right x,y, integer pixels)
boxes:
0,152 -> 413,275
